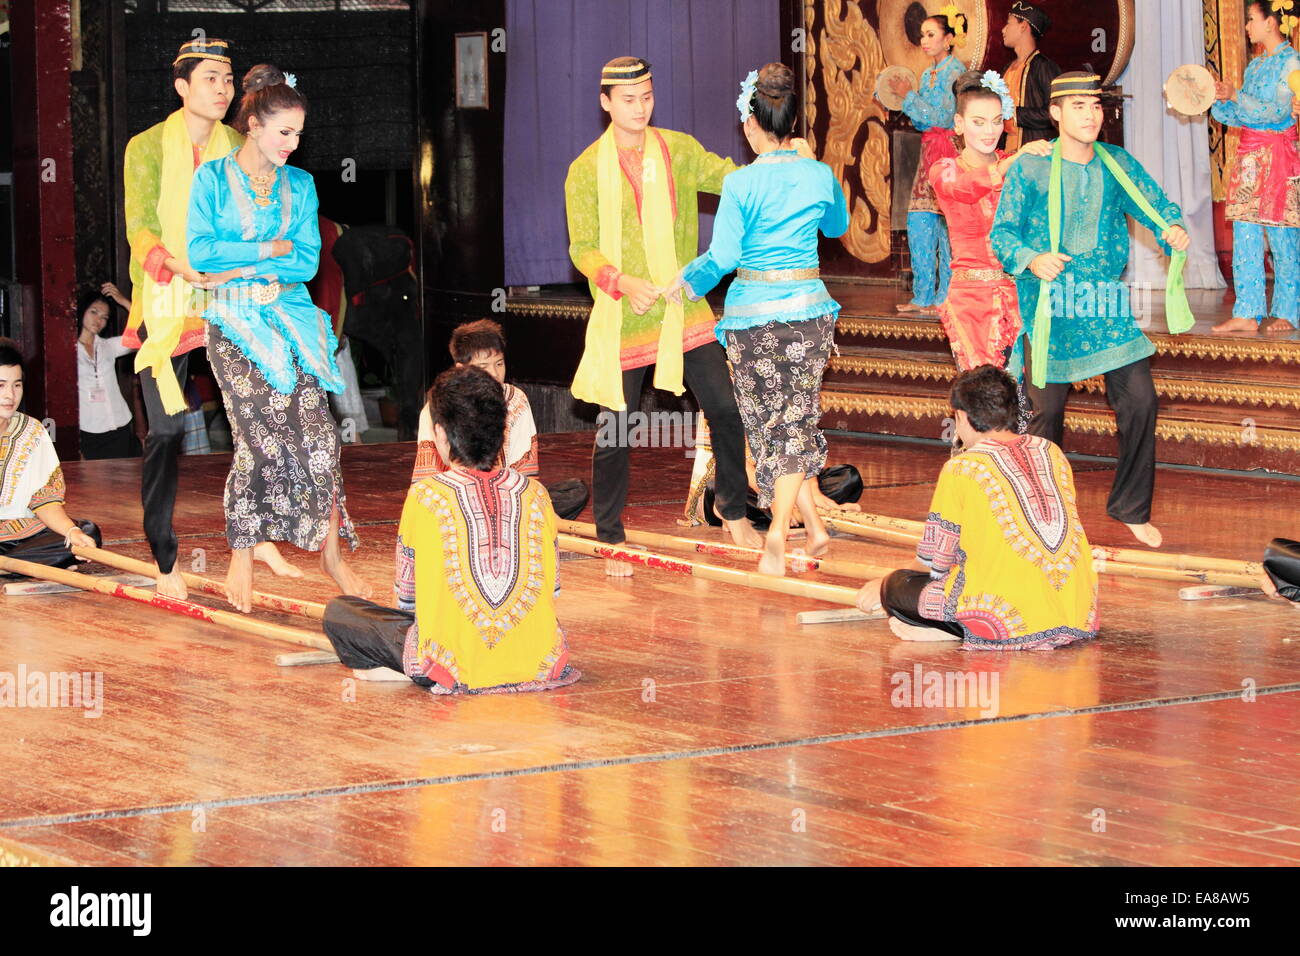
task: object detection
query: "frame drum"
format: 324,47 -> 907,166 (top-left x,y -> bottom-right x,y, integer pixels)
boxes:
1165,63 -> 1216,115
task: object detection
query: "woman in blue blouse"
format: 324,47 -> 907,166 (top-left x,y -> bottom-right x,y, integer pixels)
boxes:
883,12 -> 965,314
188,64 -> 369,613
669,63 -> 849,576
1209,0 -> 1300,333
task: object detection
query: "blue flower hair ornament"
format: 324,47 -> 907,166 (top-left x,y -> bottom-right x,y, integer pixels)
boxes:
980,70 -> 1015,121
285,72 -> 298,89
737,70 -> 758,122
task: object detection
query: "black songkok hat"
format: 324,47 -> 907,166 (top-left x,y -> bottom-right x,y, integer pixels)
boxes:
601,57 -> 652,87
1010,1 -> 1051,38
1050,72 -> 1104,100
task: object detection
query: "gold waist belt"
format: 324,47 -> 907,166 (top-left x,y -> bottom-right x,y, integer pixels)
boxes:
248,280 -> 300,305
951,268 -> 1009,282
736,267 -> 820,282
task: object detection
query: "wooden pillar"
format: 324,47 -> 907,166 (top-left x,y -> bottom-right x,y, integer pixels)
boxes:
9,0 -> 79,458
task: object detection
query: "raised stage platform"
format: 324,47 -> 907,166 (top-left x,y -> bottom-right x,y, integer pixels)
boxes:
479,281 -> 1300,474
2,436 -> 1298,866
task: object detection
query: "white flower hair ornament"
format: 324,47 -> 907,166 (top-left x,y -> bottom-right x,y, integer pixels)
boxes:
284,72 -> 298,89
980,70 -> 1015,121
737,70 -> 758,122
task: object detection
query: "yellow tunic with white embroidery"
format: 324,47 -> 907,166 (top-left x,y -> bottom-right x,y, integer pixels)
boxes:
399,467 -> 567,690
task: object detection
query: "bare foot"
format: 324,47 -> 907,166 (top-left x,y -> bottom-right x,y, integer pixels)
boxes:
321,549 -> 372,599
758,533 -> 786,577
225,549 -> 254,614
1123,521 -> 1163,548
805,526 -> 831,558
722,516 -> 763,550
1211,316 -> 1259,334
352,667 -> 410,682
889,616 -> 960,642
1262,317 -> 1297,335
254,541 -> 303,578
604,558 -> 634,577
155,567 -> 188,601
1260,574 -> 1281,599
896,301 -> 924,313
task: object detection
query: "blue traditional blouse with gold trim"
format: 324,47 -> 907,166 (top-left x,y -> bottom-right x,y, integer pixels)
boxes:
680,150 -> 849,343
990,144 -> 1183,383
900,54 -> 963,132
1210,42 -> 1300,132
187,152 -> 343,395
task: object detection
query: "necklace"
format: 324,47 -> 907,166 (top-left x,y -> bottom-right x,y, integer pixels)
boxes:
249,169 -> 276,207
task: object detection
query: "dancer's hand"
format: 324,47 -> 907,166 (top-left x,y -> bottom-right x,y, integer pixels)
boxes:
888,75 -> 910,97
618,274 -> 660,315
661,271 -> 687,305
1029,252 -> 1072,281
67,528 -> 96,551
1213,80 -> 1234,101
269,239 -> 294,257
855,578 -> 883,615
100,282 -> 130,309
1162,225 -> 1190,252
1016,139 -> 1054,159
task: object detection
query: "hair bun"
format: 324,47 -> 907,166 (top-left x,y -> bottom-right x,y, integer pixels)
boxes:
242,64 -> 285,93
756,62 -> 795,98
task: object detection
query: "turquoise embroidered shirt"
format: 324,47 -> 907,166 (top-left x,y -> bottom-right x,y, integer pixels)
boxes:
680,150 -> 848,342
990,144 -> 1183,382
900,54 -> 964,132
187,153 -> 343,395
1210,42 -> 1300,132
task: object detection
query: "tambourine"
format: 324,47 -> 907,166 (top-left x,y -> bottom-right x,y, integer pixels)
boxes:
875,65 -> 918,111
1164,63 -> 1216,116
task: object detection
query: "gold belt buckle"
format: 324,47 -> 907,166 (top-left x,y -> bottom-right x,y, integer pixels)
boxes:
250,281 -> 281,305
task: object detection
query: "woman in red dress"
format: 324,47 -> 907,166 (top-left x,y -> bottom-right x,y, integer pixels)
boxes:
929,70 -> 1051,371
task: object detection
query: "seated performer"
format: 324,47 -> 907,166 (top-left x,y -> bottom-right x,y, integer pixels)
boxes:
413,319 -> 589,519
322,365 -> 580,694
856,365 -> 1098,649
669,63 -> 849,576
929,70 -> 1051,371
999,1 -> 1061,152
991,72 -> 1191,549
0,341 -> 102,570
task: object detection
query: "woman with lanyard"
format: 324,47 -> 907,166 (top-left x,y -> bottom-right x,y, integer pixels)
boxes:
1210,0 -> 1300,334
882,7 -> 967,315
75,285 -> 138,460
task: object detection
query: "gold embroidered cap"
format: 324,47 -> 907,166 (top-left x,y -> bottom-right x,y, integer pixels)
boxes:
1050,72 -> 1102,99
174,38 -> 232,66
601,57 -> 652,87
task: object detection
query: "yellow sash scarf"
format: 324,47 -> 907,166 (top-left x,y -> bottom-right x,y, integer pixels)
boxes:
571,125 -> 685,411
134,110 -> 234,414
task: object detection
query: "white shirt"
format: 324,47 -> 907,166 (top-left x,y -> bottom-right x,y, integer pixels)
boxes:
76,335 -> 134,433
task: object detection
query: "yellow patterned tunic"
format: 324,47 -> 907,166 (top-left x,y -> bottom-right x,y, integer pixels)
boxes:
916,434 -> 1098,650
398,467 -> 568,690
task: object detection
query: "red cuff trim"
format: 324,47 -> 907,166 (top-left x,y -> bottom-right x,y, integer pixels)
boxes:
596,265 -> 624,300
144,244 -> 174,284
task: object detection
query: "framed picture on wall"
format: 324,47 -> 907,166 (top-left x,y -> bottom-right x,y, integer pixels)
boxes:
455,32 -> 488,109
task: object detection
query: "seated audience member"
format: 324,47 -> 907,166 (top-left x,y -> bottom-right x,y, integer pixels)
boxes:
856,365 -> 1098,649
413,318 -> 588,519
324,365 -> 580,694
0,340 -> 102,570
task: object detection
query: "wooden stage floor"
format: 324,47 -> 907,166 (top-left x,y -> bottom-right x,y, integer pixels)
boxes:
2,435 -> 1298,866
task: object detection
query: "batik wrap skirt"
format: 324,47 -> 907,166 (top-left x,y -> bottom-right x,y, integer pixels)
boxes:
723,313 -> 835,508
207,322 -> 359,552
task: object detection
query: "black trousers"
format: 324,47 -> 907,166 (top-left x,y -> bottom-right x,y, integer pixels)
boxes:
0,520 -> 102,573
881,569 -> 964,637
592,342 -> 747,544
138,351 -> 190,574
322,595 -> 433,687
1022,336 -> 1157,525
80,424 -> 134,460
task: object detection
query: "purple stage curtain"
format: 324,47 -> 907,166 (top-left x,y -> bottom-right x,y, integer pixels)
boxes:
503,0 -> 781,287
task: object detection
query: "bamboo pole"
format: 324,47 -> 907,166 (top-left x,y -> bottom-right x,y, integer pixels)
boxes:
0,555 -> 333,651
557,533 -> 865,606
72,544 -> 327,621
557,519 -> 893,580
1092,558 -> 1261,589
821,509 -> 1265,581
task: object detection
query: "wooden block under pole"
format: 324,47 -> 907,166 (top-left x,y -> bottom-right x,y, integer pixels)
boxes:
796,608 -> 886,625
275,650 -> 341,667
1178,585 -> 1262,601
2,572 -> 156,596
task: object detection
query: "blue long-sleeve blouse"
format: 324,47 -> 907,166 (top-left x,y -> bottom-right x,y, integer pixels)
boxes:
680,150 -> 849,342
900,54 -> 963,132
1210,42 -> 1300,132
187,152 -> 343,394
